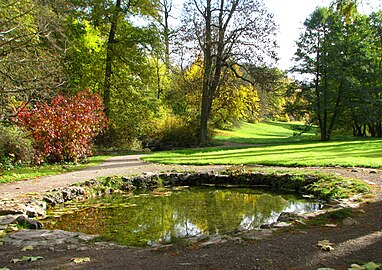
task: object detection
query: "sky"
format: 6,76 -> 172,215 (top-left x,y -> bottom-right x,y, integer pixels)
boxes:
265,0 -> 382,71
171,0 -> 382,72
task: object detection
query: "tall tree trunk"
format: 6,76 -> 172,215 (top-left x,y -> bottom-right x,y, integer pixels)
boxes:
200,0 -> 212,146
104,0 -> 121,117
163,0 -> 170,71
322,67 -> 329,141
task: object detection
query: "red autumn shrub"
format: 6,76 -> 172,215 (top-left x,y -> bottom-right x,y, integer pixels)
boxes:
15,90 -> 107,163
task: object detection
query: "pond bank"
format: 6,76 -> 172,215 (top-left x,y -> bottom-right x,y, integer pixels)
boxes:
0,155 -> 381,269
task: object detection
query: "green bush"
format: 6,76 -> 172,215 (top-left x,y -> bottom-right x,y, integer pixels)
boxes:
0,124 -> 34,169
144,115 -> 201,150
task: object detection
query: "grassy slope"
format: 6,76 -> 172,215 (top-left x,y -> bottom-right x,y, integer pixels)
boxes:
214,122 -> 316,144
143,122 -> 382,168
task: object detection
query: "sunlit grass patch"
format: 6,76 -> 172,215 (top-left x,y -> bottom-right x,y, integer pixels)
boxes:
214,121 -> 317,144
144,122 -> 382,168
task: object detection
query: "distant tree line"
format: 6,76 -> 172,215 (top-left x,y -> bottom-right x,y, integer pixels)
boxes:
292,0 -> 382,140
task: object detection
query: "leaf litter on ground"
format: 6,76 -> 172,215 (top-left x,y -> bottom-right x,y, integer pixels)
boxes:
348,262 -> 381,270
11,256 -> 43,263
317,240 -> 335,251
70,257 -> 91,264
21,245 -> 34,251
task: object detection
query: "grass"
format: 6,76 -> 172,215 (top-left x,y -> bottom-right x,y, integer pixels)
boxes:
143,122 -> 382,168
0,155 -> 109,184
214,121 -> 316,144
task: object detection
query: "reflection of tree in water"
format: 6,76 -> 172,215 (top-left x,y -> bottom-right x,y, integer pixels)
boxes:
44,187 -> 320,246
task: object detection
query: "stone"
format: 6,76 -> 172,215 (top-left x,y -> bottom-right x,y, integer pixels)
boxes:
25,202 -> 46,217
277,212 -> 306,223
67,244 -> 78,249
270,222 -> 291,228
0,203 -> 25,215
198,235 -> 227,246
3,229 -> 97,247
240,229 -> 273,241
78,234 -> 98,241
0,198 -> 47,217
342,217 -> 359,226
0,214 -> 19,225
260,224 -> 272,229
16,215 -> 43,229
43,186 -> 85,206
83,179 -> 100,186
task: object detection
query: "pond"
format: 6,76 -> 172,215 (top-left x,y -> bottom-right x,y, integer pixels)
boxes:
43,186 -> 322,246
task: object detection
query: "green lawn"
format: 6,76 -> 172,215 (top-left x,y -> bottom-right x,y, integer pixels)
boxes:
143,122 -> 382,168
0,155 -> 109,183
214,122 -> 316,144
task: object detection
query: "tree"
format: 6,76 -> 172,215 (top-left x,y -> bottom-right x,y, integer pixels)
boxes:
0,0 -> 69,122
157,0 -> 174,70
294,1 -> 382,140
70,0 -> 160,116
180,0 -> 278,145
293,3 -> 361,140
368,11 -> 382,137
98,0 -> 159,116
64,0 -> 164,146
247,66 -> 290,121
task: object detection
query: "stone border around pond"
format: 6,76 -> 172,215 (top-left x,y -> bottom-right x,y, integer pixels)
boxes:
0,170 -> 370,248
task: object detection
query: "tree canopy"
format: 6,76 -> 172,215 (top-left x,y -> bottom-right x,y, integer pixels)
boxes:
293,1 -> 382,140
180,0 -> 278,144
1,0 -> 381,166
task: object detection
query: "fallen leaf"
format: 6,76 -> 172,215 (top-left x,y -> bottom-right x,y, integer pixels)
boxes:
363,261 -> 381,270
12,256 -> 44,263
22,256 -> 44,262
348,262 -> 382,270
10,258 -> 23,264
0,267 -> 10,270
21,246 -> 34,251
70,257 -> 91,264
349,264 -> 364,270
317,240 -> 335,251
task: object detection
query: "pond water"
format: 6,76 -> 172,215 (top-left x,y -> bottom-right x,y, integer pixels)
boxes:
43,186 -> 322,246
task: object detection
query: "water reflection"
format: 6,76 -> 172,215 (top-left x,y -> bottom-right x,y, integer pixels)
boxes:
44,187 -> 321,246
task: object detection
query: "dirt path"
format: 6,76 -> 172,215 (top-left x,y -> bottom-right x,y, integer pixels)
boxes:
0,155 -> 381,270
